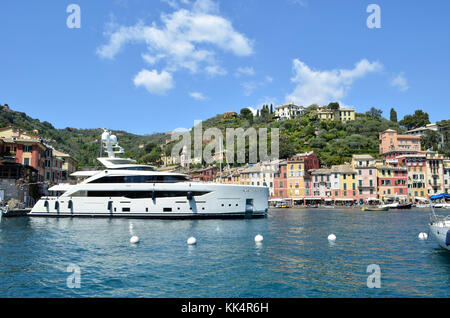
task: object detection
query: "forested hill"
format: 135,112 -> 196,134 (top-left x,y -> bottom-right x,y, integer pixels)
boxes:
0,103 -> 448,168
0,104 -> 169,167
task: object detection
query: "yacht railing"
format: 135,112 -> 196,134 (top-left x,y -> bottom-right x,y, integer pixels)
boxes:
430,204 -> 450,224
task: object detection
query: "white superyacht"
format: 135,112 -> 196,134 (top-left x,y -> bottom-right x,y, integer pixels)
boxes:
29,130 -> 269,219
429,193 -> 450,251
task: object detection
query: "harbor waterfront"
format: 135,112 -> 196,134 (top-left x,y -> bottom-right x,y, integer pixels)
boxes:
0,208 -> 449,298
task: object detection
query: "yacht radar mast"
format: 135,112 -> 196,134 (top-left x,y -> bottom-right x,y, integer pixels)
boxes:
101,129 -> 124,159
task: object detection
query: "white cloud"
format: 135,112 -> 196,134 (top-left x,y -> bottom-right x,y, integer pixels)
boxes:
235,66 -> 254,76
205,65 -> 227,76
97,0 -> 253,76
133,69 -> 174,95
189,91 -> 208,100
286,59 -> 382,106
391,73 -> 409,92
291,0 -> 308,7
242,76 -> 273,96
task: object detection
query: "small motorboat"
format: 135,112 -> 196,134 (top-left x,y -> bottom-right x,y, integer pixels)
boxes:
362,206 -> 389,212
380,202 -> 412,210
429,193 -> 450,251
393,203 -> 412,209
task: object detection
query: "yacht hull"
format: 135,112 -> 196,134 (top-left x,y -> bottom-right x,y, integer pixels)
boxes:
29,183 -> 269,219
429,223 -> 450,251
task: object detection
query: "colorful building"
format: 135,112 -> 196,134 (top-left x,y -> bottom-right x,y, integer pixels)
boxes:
0,126 -> 48,181
274,103 -> 305,121
309,168 -> 332,204
273,160 -> 288,199
444,159 -> 450,194
332,164 -> 358,205
426,151 -> 445,196
53,149 -> 78,182
317,107 -> 355,122
352,155 -> 377,204
396,153 -> 427,201
376,160 -> 408,202
286,152 -> 319,204
379,129 -> 421,160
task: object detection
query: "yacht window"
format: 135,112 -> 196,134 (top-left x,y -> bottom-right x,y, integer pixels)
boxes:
109,167 -> 156,171
89,175 -> 190,184
70,190 -> 209,199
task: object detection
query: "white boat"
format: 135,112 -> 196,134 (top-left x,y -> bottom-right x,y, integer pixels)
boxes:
414,197 -> 430,208
415,204 -> 431,208
433,203 -> 450,209
29,130 -> 269,219
429,193 -> 450,251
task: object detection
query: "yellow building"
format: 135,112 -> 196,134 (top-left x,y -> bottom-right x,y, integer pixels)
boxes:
53,149 -> 78,182
336,108 -> 356,122
317,107 -> 355,122
318,108 -> 335,121
287,159 -> 305,200
337,164 -> 358,200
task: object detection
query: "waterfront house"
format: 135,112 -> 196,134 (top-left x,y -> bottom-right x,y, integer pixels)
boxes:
273,160 -> 288,199
309,168 -> 333,204
286,151 -> 320,204
0,144 -> 39,207
53,149 -> 78,182
425,151 -> 445,196
43,146 -> 64,185
444,159 -> 450,194
351,155 -> 377,204
331,164 -> 358,205
376,160 -> 408,203
396,153 -> 427,201
0,126 -> 48,182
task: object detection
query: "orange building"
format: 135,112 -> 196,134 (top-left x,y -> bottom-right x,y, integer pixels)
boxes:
379,129 -> 421,160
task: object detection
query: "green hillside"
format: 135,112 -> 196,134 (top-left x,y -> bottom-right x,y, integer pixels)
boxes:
0,104 -> 169,167
0,103 -> 448,169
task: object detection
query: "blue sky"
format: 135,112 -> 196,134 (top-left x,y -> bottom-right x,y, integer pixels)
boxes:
0,0 -> 449,135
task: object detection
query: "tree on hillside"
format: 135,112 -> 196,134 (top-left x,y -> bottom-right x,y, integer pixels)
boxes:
365,107 -> 383,119
260,106 -> 269,121
399,110 -> 430,130
270,104 -> 273,114
145,142 -> 157,153
240,108 -> 253,121
421,130 -> 441,151
390,108 -> 398,122
328,102 -> 340,111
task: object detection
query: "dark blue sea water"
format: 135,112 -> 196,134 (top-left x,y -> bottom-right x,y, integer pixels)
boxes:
0,208 -> 449,298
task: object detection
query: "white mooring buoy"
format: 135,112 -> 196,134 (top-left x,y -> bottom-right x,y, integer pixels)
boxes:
187,237 -> 197,245
328,234 -> 336,242
129,222 -> 139,244
418,232 -> 428,240
254,234 -> 264,243
130,235 -> 140,244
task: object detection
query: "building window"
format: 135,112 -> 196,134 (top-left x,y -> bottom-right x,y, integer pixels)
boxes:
23,145 -> 33,152
24,158 -> 30,166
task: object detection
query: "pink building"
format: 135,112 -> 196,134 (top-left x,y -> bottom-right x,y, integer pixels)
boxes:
352,155 -> 378,204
